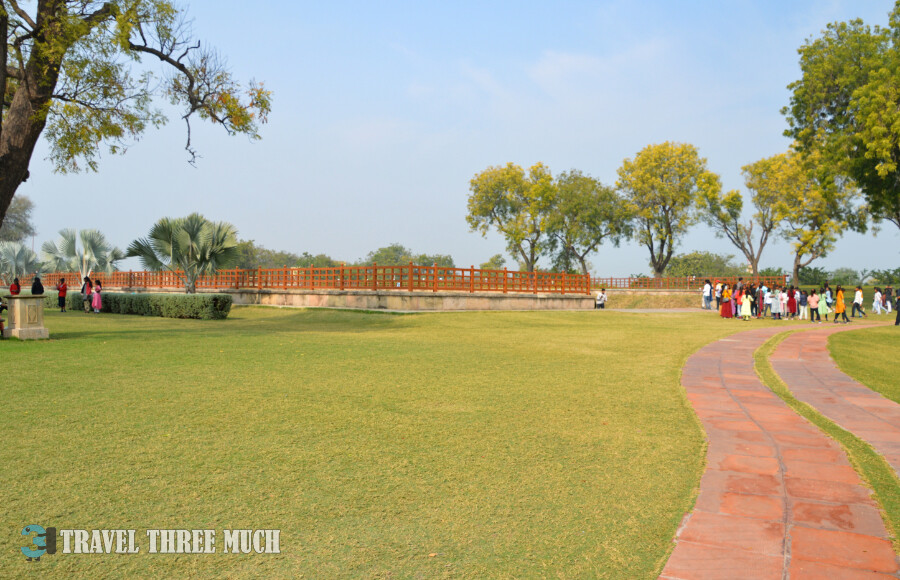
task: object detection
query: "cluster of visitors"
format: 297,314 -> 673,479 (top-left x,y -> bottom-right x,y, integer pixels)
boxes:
79,276 -> 103,313
702,279 -> 900,326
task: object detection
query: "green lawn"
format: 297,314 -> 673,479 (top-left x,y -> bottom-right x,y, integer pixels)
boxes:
829,326 -> 900,404
2,307 -> 777,578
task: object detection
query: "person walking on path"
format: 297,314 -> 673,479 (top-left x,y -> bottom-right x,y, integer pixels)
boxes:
770,286 -> 782,320
81,276 -> 93,313
818,287 -> 830,322
55,278 -> 67,312
808,290 -> 821,322
715,280 -> 722,310
91,281 -> 103,313
720,285 -> 733,318
702,279 -> 712,310
852,286 -> 867,317
835,285 -> 850,323
787,286 -> 798,319
886,284 -> 894,313
798,289 -> 808,320
896,293 -> 900,325
740,290 -> 753,321
872,288 -> 883,315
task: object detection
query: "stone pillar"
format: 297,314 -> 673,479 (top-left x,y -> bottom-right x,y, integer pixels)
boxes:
3,295 -> 50,340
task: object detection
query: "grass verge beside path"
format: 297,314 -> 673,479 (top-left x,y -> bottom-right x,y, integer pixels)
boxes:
828,326 -> 900,404
754,331 -> 900,552
1,307 -> 774,578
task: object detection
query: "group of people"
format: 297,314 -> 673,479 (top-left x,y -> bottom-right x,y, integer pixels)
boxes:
3,275 -> 102,313
701,278 -> 900,326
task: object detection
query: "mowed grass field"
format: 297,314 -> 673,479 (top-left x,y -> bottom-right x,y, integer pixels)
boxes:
2,306 -> 777,578
829,325 -> 900,404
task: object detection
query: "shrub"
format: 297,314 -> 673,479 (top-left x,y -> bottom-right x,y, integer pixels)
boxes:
99,293 -> 232,320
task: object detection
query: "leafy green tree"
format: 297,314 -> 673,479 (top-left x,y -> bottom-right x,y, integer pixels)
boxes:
41,228 -> 124,280
870,267 -> 900,285
766,150 -> 861,284
664,251 -> 743,278
360,243 -> 454,267
296,252 -> 338,268
759,266 -> 787,278
479,254 -> 506,270
0,1 -> 272,231
127,213 -> 238,293
797,266 -> 829,286
0,240 -> 41,281
0,195 -> 36,242
546,170 -> 631,275
698,155 -> 787,275
828,267 -> 862,286
783,4 -> 900,229
467,162 -> 556,272
616,142 -> 721,277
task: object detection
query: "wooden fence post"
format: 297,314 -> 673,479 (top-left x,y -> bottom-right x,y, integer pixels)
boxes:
408,262 -> 414,292
532,270 -> 537,295
503,268 -> 508,294
561,272 -> 566,295
340,263 -> 345,291
469,266 -> 475,293
433,263 -> 438,292
372,262 -> 377,291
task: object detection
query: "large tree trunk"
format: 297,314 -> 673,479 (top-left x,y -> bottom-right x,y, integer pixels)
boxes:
0,4 -> 65,229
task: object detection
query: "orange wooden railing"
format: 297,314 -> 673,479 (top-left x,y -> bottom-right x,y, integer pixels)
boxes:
13,264 -> 592,295
590,275 -> 790,290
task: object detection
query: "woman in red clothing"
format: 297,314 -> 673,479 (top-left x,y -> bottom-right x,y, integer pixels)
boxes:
9,277 -> 21,295
787,286 -> 798,320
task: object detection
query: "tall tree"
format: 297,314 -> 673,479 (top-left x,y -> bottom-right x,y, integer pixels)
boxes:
479,254 -> 506,270
545,170 -> 632,276
698,155 -> 784,275
783,4 -> 900,229
127,213 -> 239,293
466,162 -> 555,272
0,1 -> 272,230
41,228 -> 123,279
0,195 -> 36,241
616,142 -> 720,277
767,150 -> 861,284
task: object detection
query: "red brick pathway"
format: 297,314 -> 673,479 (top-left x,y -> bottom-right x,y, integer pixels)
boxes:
770,326 -> 900,478
660,327 -> 899,579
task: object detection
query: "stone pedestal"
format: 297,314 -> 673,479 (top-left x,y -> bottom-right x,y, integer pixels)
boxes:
3,295 -> 49,339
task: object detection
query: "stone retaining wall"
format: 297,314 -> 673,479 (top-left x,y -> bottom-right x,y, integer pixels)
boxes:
103,287 -> 593,311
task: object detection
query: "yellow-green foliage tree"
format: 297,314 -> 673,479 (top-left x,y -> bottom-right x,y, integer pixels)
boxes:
698,156 -> 784,275
545,170 -> 632,276
466,162 -> 555,272
762,150 -> 861,284
784,3 -> 900,229
616,142 -> 721,277
0,1 -> 272,230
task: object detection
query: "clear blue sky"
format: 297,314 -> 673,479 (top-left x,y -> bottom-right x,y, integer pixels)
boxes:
19,0 -> 900,275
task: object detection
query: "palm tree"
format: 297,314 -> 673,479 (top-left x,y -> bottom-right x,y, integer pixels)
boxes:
41,229 -> 125,280
0,241 -> 43,283
127,214 -> 239,293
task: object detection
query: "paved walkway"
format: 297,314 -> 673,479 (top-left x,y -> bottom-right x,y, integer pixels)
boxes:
770,325 -> 900,478
660,326 -> 899,580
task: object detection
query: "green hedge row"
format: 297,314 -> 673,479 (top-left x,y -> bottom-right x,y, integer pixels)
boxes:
37,291 -> 232,320
102,293 -> 232,319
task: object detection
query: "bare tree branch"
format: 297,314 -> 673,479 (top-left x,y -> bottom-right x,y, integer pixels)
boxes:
7,0 -> 35,30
